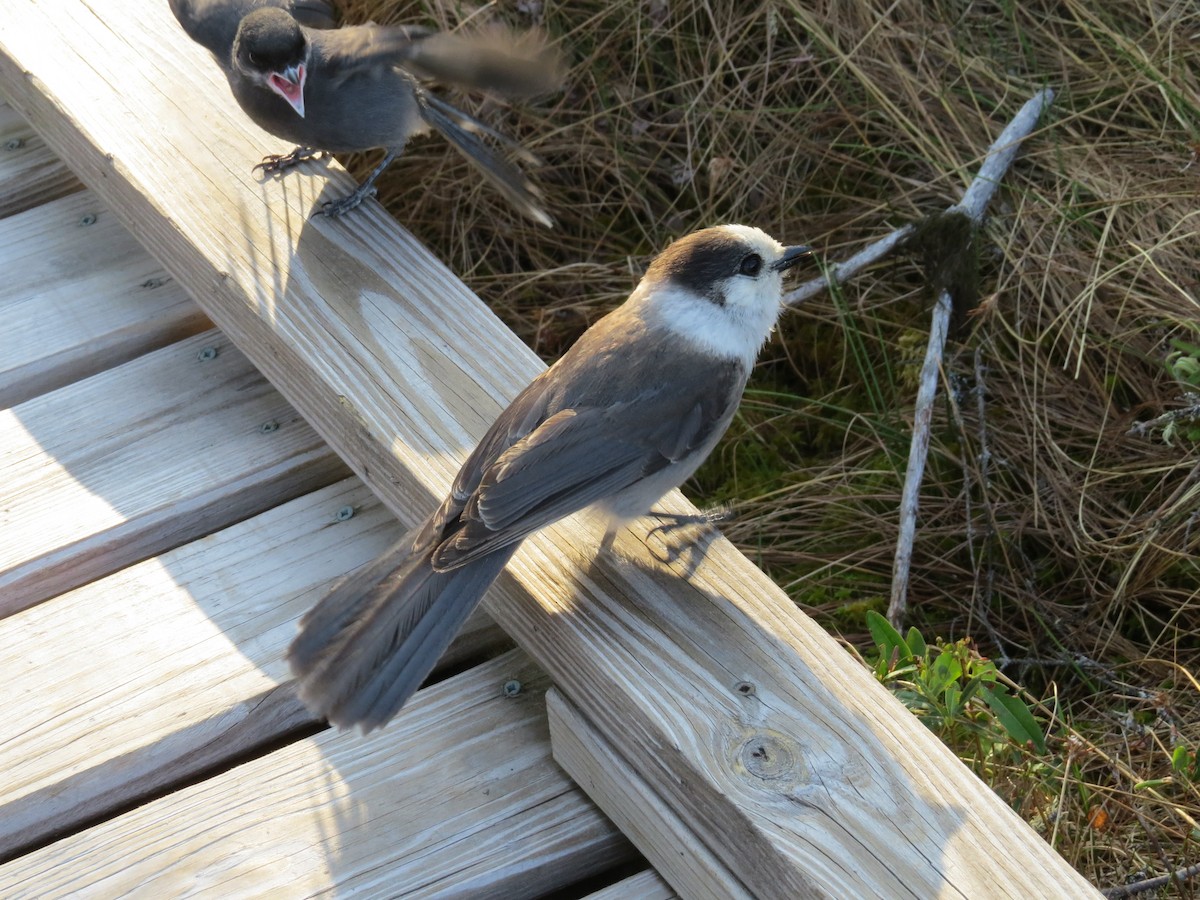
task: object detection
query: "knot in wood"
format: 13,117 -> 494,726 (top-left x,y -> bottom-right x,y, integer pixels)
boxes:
737,729 -> 805,784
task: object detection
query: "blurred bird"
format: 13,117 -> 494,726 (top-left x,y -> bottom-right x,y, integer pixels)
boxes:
288,225 -> 812,730
168,0 -> 563,222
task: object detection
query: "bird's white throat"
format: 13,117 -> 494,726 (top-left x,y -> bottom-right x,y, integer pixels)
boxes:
642,281 -> 783,366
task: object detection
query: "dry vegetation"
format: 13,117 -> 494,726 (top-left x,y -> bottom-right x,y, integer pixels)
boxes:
340,0 -> 1200,892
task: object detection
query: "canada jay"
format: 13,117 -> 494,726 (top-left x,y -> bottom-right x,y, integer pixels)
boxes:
168,0 -> 562,222
288,225 -> 811,730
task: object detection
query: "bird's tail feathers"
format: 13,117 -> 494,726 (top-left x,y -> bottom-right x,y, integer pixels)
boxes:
288,533 -> 516,731
417,92 -> 554,227
422,92 -> 541,164
288,532 -> 420,675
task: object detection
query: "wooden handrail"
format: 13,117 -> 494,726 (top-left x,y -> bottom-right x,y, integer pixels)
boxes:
0,3 -> 1099,895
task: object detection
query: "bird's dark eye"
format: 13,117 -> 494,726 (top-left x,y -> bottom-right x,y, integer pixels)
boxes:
739,253 -> 763,277
247,52 -> 262,67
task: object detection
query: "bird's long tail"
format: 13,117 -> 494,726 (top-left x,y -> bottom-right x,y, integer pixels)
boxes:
289,530 -> 517,731
415,91 -> 554,228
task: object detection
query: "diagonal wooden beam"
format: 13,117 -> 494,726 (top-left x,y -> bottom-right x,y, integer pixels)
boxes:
0,2 -> 1100,895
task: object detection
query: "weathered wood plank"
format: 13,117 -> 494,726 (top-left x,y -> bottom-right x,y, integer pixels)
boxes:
0,2 -> 1101,896
0,477 -> 509,861
0,329 -> 348,615
548,688 -> 750,900
0,101 -> 80,218
0,190 -> 209,408
585,870 -> 677,900
0,651 -> 635,897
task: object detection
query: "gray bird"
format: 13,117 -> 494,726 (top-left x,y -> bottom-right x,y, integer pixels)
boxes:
168,0 -> 562,222
289,225 -> 812,730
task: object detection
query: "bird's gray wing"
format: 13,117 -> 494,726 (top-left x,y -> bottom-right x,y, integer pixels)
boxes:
407,367 -> 559,555
168,0 -> 244,57
315,24 -> 436,87
288,0 -> 336,29
431,370 -> 742,571
319,24 -> 562,98
389,29 -> 565,98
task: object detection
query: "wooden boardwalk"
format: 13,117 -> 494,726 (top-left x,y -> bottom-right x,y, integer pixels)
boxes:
0,2 -> 1102,896
0,100 -> 646,896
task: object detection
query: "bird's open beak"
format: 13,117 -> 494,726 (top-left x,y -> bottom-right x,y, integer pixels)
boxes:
267,64 -> 306,118
771,245 -> 812,272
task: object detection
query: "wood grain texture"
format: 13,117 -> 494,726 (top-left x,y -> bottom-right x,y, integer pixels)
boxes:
584,870 -> 677,900
0,3 -> 1101,896
0,101 -> 80,219
0,478 -> 509,862
0,651 -> 634,898
0,328 -> 348,615
0,190 -> 209,408
548,688 -> 752,900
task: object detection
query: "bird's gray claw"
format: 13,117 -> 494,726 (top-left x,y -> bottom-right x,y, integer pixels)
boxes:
645,505 -> 733,565
254,156 -> 285,175
254,147 -> 323,176
313,186 -> 377,219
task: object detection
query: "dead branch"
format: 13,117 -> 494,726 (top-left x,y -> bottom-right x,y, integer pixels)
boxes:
887,88 -> 1055,627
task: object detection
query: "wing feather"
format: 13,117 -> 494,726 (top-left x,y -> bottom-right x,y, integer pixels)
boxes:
430,388 -> 732,571
423,330 -> 746,573
320,25 -> 562,98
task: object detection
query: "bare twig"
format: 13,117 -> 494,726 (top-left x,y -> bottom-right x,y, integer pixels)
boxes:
784,86 -> 1054,309
888,290 -> 953,627
887,88 -> 1055,628
1126,392 -> 1200,438
783,224 -> 914,306
1102,861 -> 1200,898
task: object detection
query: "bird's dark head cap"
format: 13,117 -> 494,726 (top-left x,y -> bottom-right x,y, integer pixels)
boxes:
233,7 -> 308,73
645,225 -> 809,305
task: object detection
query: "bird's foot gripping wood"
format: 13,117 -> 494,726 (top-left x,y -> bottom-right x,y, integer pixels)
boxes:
312,149 -> 397,218
314,183 -> 378,218
253,146 -> 326,176
645,505 -> 733,567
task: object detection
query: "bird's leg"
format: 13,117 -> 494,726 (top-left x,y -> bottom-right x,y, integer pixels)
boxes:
644,505 -> 733,566
315,150 -> 398,218
599,523 -> 619,556
254,146 -> 326,176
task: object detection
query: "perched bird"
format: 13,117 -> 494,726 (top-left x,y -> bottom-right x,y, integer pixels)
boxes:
289,225 -> 812,730
168,0 -> 563,222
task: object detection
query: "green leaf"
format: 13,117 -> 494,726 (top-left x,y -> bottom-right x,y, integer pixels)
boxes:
943,684 -> 962,719
1171,745 -> 1199,780
866,610 -> 911,664
968,657 -> 998,681
1133,778 -> 1169,791
1168,337 -> 1200,356
981,686 -> 1046,753
873,655 -> 890,680
927,649 -> 963,696
958,674 -> 984,707
905,626 -> 928,658
1172,745 -> 1190,773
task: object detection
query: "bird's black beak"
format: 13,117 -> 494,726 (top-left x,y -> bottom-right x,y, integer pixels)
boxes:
771,245 -> 812,272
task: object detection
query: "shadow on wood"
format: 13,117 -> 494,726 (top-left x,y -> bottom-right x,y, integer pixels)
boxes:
0,1 -> 1100,896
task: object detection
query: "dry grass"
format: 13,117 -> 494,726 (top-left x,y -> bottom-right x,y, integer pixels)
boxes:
339,0 -> 1200,891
